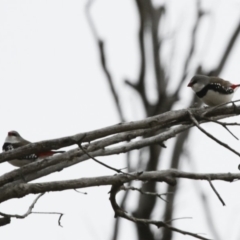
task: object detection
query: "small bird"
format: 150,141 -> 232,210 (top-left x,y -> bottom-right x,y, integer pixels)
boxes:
187,75 -> 240,106
2,131 -> 65,167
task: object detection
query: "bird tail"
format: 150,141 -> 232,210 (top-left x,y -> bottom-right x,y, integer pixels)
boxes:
51,150 -> 65,154
231,84 -> 240,89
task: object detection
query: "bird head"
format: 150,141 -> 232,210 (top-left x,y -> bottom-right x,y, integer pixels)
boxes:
5,131 -> 23,143
8,131 -> 21,137
187,75 -> 210,92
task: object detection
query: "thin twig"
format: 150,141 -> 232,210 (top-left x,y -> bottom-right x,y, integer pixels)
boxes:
0,193 -> 45,219
164,217 -> 192,224
78,143 -> 136,177
211,19 -> 240,75
201,116 -> 239,140
58,213 -> 64,227
0,193 -> 64,227
201,100 -> 240,117
212,122 -> 240,126
74,189 -> 87,195
188,110 -> 240,158
32,212 -> 64,227
121,185 -> 171,203
109,184 -> 211,240
175,0 -> 204,94
85,0 -> 124,122
163,224 -> 211,240
208,178 -> 225,206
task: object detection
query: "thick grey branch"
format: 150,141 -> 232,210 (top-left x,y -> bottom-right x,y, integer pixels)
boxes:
0,124 -> 191,188
0,104 -> 239,165
1,169 -> 240,203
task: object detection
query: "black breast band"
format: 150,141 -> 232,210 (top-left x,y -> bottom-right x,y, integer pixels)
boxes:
196,83 -> 233,98
2,142 -> 38,160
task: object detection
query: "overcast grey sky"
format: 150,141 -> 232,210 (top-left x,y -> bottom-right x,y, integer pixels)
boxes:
0,0 -> 240,240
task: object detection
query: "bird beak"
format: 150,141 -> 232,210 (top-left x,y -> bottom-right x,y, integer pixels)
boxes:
187,82 -> 192,87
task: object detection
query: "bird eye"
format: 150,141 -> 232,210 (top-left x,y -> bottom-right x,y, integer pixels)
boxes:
8,132 -> 16,137
191,80 -> 197,85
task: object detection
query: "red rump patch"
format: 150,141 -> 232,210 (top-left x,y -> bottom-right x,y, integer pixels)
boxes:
231,84 -> 240,89
38,151 -> 57,157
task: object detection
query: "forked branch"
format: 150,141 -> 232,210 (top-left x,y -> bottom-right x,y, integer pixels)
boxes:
109,183 -> 211,240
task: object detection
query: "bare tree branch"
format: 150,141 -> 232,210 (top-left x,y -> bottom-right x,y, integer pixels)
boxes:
201,116 -> 239,140
0,193 -> 45,218
0,104 -> 239,165
162,129 -> 191,240
0,104 -> 239,237
175,0 -> 205,96
188,110 -> 240,157
109,183 -> 211,240
0,125 -> 187,187
187,159 -> 222,240
208,178 -> 225,206
111,152 -> 132,240
1,166 -> 240,236
32,212 -> 64,227
85,0 -> 124,121
0,217 -> 10,227
121,185 -> 171,203
0,104 -> 239,201
78,142 -> 136,177
209,18 -> 240,76
1,169 -> 240,204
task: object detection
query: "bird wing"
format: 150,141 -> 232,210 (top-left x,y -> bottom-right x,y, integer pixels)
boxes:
2,140 -> 39,160
210,77 -> 232,88
2,141 -> 64,160
2,140 -> 29,151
